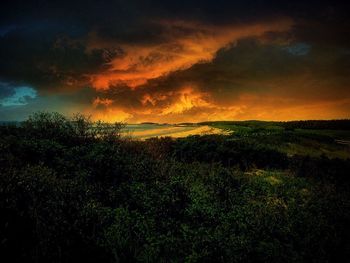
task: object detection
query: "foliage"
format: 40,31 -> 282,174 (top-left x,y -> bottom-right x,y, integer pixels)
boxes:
0,112 -> 349,262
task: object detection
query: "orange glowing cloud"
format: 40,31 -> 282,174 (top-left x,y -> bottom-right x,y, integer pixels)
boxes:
87,102 -> 132,122
87,18 -> 293,90
160,86 -> 212,115
80,17 -> 350,123
92,97 -> 114,107
86,90 -> 350,123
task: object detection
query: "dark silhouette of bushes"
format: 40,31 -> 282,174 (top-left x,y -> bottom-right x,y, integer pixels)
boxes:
281,119 -> 350,130
0,112 -> 349,262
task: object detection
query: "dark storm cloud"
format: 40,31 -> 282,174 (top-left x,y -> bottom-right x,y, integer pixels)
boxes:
1,1 -> 346,23
0,22 -> 124,93
1,1 -> 348,43
0,0 -> 349,121
0,1 -> 347,88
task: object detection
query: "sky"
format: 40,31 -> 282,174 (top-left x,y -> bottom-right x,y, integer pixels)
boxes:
0,1 -> 349,123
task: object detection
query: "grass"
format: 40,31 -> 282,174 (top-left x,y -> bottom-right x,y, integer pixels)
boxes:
205,121 -> 350,160
119,121 -> 350,159
121,124 -> 228,139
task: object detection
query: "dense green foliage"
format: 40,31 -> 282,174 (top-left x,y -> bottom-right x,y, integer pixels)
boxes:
1,113 -> 349,262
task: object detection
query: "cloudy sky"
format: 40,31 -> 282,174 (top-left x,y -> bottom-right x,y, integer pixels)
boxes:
0,0 -> 349,122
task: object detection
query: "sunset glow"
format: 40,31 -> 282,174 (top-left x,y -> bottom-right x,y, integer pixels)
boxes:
0,2 -> 349,122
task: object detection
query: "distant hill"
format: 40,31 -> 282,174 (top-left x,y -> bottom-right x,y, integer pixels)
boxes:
200,119 -> 350,130
140,122 -> 159,125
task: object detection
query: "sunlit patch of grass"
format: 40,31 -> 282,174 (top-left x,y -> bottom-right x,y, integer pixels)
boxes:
121,125 -> 229,139
264,175 -> 282,185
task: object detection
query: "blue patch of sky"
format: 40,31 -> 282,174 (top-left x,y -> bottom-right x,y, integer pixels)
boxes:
0,86 -> 37,106
283,43 -> 311,56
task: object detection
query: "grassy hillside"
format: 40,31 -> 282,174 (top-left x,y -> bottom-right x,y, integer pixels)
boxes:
203,120 -> 350,159
121,124 -> 227,139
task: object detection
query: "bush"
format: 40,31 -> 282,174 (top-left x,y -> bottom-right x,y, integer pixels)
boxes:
0,112 -> 349,262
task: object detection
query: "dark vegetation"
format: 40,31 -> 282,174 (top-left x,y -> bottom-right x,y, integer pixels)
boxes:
1,112 -> 349,262
200,119 -> 350,130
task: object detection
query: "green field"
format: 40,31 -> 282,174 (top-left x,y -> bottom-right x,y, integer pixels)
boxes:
122,121 -> 350,159
203,121 -> 350,159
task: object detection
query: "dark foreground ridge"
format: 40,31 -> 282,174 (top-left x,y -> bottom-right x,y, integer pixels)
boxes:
1,112 -> 349,262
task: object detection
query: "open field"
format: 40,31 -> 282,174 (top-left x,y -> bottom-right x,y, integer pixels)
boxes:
121,120 -> 350,159
121,124 -> 230,139
202,120 -> 350,159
